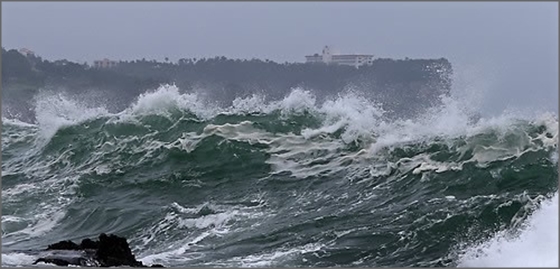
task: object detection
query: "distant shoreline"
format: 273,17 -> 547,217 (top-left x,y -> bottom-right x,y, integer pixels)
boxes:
2,47 -> 453,122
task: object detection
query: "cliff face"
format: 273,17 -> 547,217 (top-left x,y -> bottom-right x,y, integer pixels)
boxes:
2,48 -> 452,121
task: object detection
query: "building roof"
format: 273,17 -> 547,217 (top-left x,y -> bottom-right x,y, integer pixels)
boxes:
332,54 -> 373,57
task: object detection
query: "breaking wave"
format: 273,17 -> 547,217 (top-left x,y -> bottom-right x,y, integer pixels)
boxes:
2,84 -> 558,267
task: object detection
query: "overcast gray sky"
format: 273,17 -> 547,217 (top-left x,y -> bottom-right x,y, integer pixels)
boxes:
2,2 -> 558,115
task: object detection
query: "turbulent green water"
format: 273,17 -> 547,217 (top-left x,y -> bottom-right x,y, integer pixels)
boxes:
2,86 -> 558,267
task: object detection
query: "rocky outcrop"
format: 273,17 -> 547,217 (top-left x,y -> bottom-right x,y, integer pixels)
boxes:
33,233 -> 163,267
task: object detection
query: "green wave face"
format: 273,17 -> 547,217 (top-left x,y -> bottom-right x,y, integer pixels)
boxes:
2,87 -> 558,267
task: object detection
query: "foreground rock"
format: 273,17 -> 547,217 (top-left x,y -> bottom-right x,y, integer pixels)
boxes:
33,233 -> 163,267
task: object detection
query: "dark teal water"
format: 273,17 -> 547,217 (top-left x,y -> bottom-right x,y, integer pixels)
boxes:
2,87 -> 558,267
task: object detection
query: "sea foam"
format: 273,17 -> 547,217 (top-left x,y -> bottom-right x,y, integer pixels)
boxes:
457,193 -> 558,267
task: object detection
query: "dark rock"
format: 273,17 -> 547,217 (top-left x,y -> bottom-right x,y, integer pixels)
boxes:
47,240 -> 81,250
96,233 -> 143,267
33,233 -> 163,267
81,238 -> 99,249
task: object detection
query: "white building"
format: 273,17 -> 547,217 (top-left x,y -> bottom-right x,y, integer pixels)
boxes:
18,48 -> 35,57
305,46 -> 374,68
93,58 -> 118,68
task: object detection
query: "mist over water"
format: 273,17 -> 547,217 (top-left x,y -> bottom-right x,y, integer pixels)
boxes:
2,82 -> 558,267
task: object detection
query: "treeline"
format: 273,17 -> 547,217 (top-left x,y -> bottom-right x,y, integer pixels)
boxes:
2,47 -> 453,118
2,48 -> 161,96
114,56 -> 452,102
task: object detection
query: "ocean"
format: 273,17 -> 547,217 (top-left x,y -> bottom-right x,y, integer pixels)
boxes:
2,85 -> 558,267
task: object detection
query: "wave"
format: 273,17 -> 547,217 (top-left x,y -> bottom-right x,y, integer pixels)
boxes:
456,193 -> 558,267
2,84 -> 558,267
